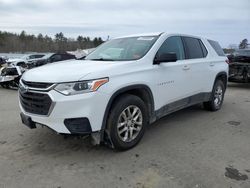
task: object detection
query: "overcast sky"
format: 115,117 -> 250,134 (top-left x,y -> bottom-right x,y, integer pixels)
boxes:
0,0 -> 249,47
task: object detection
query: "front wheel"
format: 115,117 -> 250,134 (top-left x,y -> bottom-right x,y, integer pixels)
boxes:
204,80 -> 225,111
107,94 -> 148,150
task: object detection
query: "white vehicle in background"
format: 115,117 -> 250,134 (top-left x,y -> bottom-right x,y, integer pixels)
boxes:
0,65 -> 24,88
19,32 -> 228,150
7,54 -> 46,67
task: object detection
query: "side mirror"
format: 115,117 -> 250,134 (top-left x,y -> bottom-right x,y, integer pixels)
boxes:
154,52 -> 177,64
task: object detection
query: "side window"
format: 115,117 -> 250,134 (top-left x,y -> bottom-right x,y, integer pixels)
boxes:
50,54 -> 62,62
28,55 -> 36,59
157,36 -> 185,60
35,55 -> 44,58
183,37 -> 205,59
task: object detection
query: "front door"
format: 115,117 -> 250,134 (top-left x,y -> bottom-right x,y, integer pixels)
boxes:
153,36 -> 193,110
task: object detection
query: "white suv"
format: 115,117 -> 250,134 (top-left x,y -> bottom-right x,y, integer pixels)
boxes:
19,32 -> 228,150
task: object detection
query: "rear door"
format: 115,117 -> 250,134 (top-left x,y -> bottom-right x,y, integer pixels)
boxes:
181,36 -> 210,94
207,39 -> 227,87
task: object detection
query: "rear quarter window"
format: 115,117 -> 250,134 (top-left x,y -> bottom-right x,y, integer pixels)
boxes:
208,40 -> 225,56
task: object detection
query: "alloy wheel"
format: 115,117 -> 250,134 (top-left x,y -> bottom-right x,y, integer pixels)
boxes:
117,105 -> 143,142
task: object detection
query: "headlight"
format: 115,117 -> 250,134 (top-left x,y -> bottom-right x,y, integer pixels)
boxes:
54,78 -> 109,96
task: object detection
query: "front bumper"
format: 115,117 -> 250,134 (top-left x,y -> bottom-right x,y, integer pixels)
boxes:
21,112 -> 92,134
0,75 -> 17,83
19,89 -> 110,134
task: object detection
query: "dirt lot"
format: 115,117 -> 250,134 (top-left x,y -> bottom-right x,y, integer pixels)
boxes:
0,83 -> 250,188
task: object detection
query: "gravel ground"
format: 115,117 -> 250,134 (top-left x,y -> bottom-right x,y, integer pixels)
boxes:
0,83 -> 250,188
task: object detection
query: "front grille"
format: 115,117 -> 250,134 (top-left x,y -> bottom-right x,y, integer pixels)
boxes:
21,80 -> 53,89
19,91 -> 52,115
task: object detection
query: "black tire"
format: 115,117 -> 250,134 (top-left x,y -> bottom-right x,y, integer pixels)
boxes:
107,94 -> 148,150
0,83 -> 9,89
243,71 -> 248,83
203,80 -> 225,111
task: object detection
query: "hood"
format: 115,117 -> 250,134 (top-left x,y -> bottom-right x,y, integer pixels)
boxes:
22,60 -> 127,83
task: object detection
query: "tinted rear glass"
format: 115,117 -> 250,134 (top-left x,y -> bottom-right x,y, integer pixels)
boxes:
183,37 -> 205,59
199,40 -> 208,57
208,40 -> 225,56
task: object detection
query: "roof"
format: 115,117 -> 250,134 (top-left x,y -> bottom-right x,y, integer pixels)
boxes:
113,32 -> 208,41
115,32 -> 163,39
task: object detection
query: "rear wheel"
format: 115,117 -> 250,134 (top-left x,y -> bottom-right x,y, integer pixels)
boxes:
107,94 -> 148,150
204,80 -> 225,111
0,82 -> 10,88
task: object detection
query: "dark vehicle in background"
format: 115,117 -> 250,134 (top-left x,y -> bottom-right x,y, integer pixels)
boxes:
31,52 -> 76,68
229,49 -> 250,82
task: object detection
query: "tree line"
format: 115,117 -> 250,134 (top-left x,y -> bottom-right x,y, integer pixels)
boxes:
0,30 -> 104,53
1,30 -> 248,54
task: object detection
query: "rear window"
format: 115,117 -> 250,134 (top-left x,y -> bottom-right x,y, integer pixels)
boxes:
182,37 -> 206,59
208,40 -> 225,56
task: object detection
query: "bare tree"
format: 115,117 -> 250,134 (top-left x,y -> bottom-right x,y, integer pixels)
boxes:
239,39 -> 248,49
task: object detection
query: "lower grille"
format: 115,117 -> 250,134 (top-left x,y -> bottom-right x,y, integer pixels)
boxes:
19,91 -> 52,115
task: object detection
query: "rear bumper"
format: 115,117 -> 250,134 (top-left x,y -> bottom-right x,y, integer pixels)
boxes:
229,63 -> 250,82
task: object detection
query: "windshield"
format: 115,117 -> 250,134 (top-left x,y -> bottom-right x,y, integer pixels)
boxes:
85,36 -> 159,61
21,55 -> 29,60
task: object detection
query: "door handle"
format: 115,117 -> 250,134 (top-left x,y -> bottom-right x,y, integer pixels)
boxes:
183,65 -> 190,70
210,62 -> 215,67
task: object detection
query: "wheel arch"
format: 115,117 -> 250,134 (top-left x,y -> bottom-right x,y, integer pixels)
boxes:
16,61 -> 27,68
214,71 -> 228,88
100,84 -> 155,141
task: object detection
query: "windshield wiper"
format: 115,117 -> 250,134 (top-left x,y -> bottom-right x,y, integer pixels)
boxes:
88,58 -> 114,61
